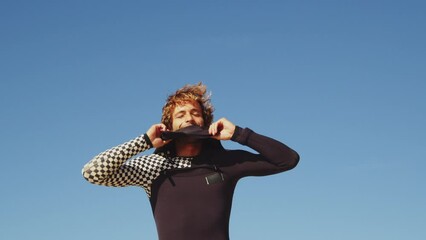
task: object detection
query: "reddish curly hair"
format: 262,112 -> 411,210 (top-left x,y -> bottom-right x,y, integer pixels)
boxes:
161,82 -> 214,129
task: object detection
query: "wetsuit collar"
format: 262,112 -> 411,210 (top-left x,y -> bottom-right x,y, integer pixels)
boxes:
155,126 -> 224,156
160,125 -> 211,140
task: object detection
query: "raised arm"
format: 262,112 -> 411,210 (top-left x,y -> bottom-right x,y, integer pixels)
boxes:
82,123 -> 174,186
209,117 -> 300,176
232,126 -> 300,170
81,134 -> 153,185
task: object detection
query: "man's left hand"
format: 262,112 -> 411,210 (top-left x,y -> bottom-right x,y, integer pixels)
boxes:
209,118 -> 236,140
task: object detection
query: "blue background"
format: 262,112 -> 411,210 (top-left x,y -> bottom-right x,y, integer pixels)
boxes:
1,1 -> 425,239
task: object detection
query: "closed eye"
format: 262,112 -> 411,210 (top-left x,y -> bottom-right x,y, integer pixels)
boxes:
191,110 -> 201,117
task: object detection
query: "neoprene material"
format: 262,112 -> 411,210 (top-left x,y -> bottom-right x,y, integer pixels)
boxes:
82,126 -> 300,240
160,125 -> 211,140
150,127 -> 300,240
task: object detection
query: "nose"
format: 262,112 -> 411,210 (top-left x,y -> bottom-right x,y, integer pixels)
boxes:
184,113 -> 195,123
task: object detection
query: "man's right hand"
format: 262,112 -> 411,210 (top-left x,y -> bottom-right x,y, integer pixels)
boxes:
146,123 -> 170,148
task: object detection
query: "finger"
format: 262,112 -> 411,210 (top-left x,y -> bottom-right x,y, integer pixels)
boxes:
213,123 -> 219,135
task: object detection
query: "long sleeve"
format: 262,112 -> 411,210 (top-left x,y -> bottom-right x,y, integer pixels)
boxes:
82,134 -> 194,197
229,126 -> 300,177
81,134 -> 152,186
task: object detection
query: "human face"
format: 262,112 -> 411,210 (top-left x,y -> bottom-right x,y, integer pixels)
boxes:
171,101 -> 204,131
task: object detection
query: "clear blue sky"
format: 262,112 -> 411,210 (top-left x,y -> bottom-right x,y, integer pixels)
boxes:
1,1 -> 425,239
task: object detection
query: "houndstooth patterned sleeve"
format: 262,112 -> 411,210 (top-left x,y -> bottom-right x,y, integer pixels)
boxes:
82,134 -> 152,187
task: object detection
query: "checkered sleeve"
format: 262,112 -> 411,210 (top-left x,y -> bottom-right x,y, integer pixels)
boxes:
81,134 -> 153,187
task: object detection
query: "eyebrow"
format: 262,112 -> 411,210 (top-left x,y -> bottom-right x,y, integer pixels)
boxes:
174,110 -> 185,116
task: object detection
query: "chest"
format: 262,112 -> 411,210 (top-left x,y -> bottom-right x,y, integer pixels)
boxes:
149,166 -> 238,210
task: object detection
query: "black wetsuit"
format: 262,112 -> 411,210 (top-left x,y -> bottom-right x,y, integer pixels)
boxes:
82,126 -> 299,240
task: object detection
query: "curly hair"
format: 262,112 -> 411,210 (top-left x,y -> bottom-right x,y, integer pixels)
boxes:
161,82 -> 214,129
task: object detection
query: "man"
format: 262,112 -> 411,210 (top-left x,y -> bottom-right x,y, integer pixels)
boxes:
82,82 -> 300,240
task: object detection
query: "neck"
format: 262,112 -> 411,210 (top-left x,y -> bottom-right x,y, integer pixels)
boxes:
175,139 -> 202,157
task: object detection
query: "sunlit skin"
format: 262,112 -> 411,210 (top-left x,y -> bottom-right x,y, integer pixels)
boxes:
146,101 -> 236,157
171,101 -> 205,131
170,101 -> 205,156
